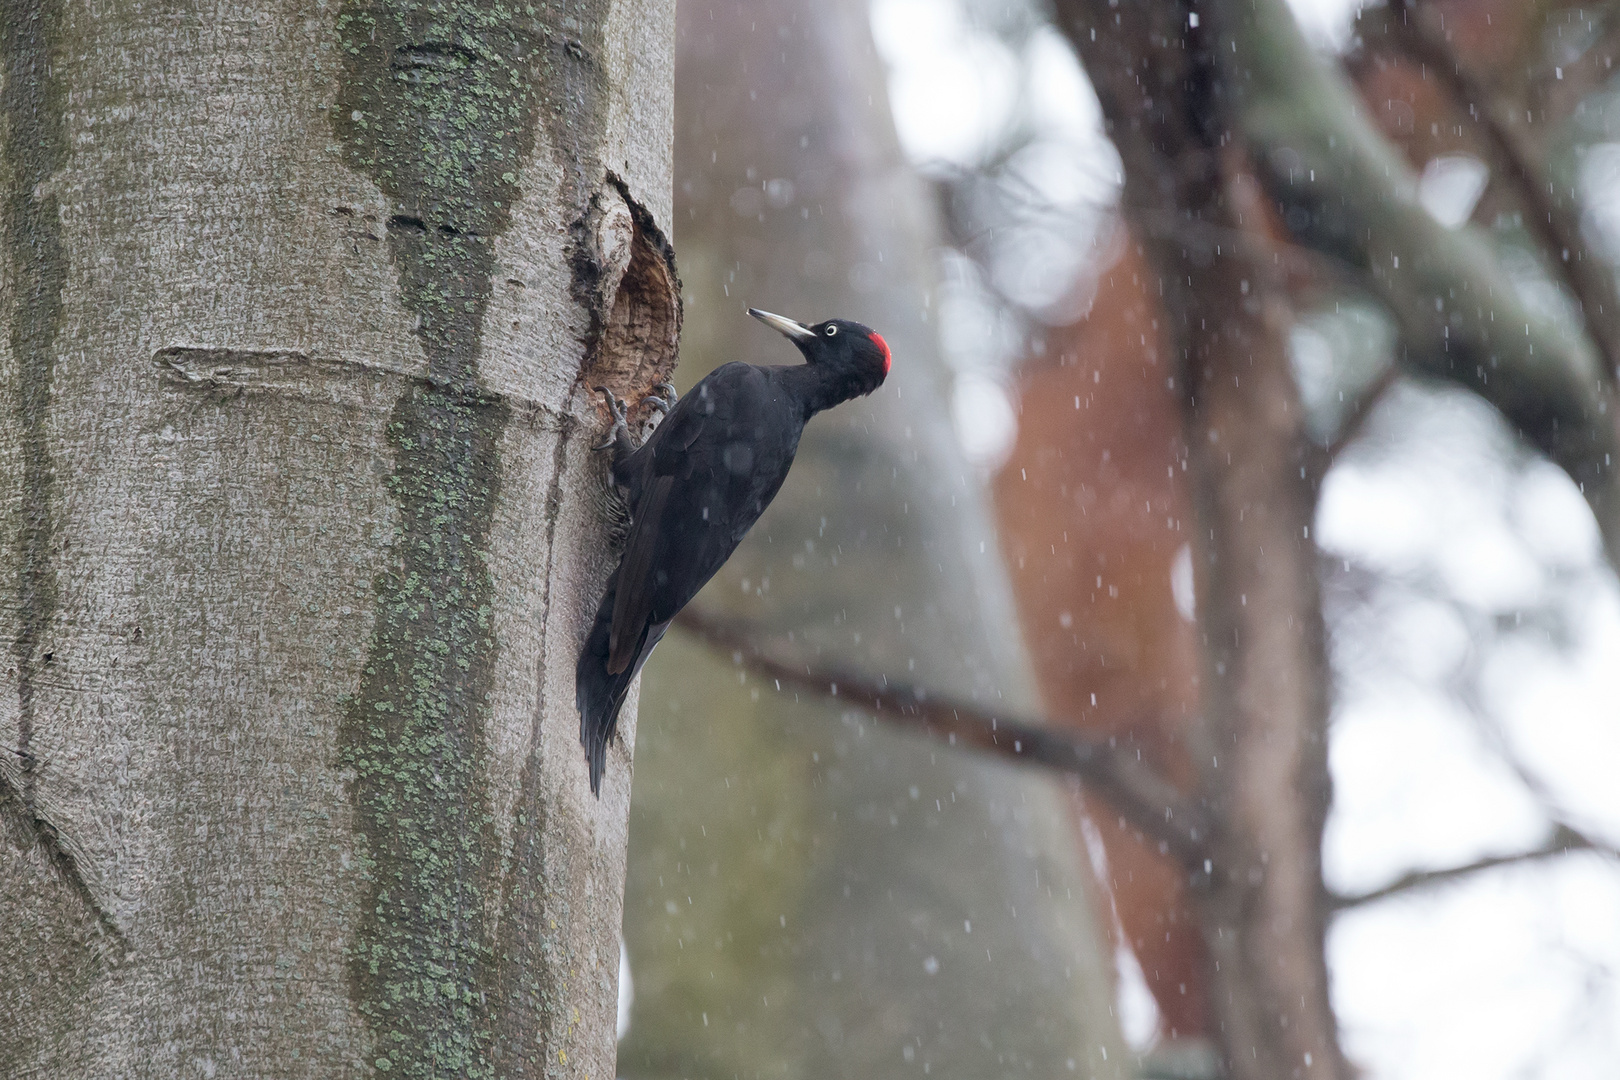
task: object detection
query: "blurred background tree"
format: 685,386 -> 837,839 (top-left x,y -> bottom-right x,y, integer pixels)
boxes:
619,0 -> 1620,1078
618,1 -> 1127,1078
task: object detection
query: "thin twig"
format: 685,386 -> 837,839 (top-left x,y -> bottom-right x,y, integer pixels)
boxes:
671,607 -> 1212,868
1325,362 -> 1401,461
1328,823 -> 1614,910
1304,358 -> 1403,485
1389,0 -> 1620,383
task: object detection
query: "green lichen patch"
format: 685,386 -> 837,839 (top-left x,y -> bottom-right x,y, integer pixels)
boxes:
341,385 -> 509,1080
331,1 -> 627,1072
331,2 -> 556,1075
332,1 -> 548,386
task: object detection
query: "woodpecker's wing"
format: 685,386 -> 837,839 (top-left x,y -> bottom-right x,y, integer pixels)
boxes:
602,373 -> 722,675
604,363 -> 802,674
606,473 -> 673,674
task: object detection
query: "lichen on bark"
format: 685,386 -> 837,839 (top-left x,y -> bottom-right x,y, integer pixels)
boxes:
330,3 -> 546,1075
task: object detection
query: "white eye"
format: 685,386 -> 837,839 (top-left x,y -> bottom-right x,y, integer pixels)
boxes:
825,324 -> 838,336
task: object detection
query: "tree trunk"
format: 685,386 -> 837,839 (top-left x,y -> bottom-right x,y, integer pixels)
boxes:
0,2 -> 675,1076
994,237 -> 1212,1049
1183,169 -> 1344,1080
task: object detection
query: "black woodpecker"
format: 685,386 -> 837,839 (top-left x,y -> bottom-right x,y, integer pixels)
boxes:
575,307 -> 892,792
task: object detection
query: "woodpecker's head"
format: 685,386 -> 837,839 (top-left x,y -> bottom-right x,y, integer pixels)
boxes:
748,308 -> 891,396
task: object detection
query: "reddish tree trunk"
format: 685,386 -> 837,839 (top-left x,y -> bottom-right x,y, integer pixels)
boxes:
994,239 -> 1210,1042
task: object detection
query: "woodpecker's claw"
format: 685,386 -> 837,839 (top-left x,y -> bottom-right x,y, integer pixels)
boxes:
644,381 -> 679,415
591,386 -> 629,451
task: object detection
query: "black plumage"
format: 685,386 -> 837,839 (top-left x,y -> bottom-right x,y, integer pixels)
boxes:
576,308 -> 892,792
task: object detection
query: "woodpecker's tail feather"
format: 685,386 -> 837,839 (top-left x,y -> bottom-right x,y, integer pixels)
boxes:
576,577 -> 627,796
576,675 -> 622,795
576,573 -> 674,795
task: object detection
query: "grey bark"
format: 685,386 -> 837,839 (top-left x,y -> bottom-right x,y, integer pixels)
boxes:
617,1 -> 1130,1077
0,2 -> 674,1077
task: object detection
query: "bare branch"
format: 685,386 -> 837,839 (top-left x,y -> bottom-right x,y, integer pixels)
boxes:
1389,0 -> 1620,385
1329,824 -> 1615,910
1305,359 -> 1403,485
1210,0 -> 1620,570
671,607 -> 1212,868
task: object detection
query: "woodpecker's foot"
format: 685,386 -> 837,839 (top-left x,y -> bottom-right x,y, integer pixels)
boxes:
644,381 -> 679,415
591,387 -> 630,451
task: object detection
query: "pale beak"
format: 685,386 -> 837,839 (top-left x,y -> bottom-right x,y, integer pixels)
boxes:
748,307 -> 816,341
